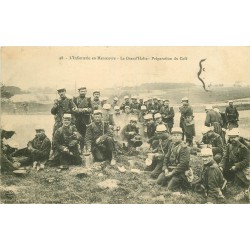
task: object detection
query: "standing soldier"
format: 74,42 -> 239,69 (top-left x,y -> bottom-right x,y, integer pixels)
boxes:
51,88 -> 77,135
225,100 -> 239,129
179,97 -> 194,141
85,110 -> 117,165
160,99 -> 175,132
120,96 -> 130,112
156,127 -> 191,191
91,91 -> 102,111
72,87 -> 92,150
53,114 -> 82,168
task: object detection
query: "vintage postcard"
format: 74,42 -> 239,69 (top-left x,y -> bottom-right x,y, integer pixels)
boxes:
1,46 -> 249,204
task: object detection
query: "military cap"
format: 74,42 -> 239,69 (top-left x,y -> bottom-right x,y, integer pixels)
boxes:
153,97 -> 158,100
102,97 -> 108,101
63,114 -> 72,119
213,108 -> 220,113
7,140 -> 19,149
78,87 -> 86,90
130,117 -> 138,122
200,148 -> 213,157
181,97 -> 188,101
163,99 -> 169,102
124,95 -> 129,99
124,105 -> 130,109
35,128 -> 45,132
227,128 -> 239,137
156,124 -> 167,132
154,113 -> 162,119
93,90 -> 100,94
205,105 -> 213,110
139,97 -> 143,100
114,105 -> 120,110
201,126 -> 214,134
144,114 -> 153,120
148,97 -> 153,100
140,105 -> 147,110
131,95 -> 137,99
103,103 -> 111,110
114,97 -> 118,101
171,127 -> 183,134
1,124 -> 15,132
93,110 -> 103,115
228,100 -> 233,103
57,88 -> 66,92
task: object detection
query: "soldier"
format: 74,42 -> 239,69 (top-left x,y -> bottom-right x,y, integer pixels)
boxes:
91,91 -> 102,111
179,97 -> 195,143
53,114 -> 82,167
145,124 -> 171,179
225,100 -> 239,130
159,99 -> 175,132
85,110 -> 116,165
102,103 -> 115,127
120,96 -> 130,112
13,128 -> 51,169
157,127 -> 191,191
72,87 -> 92,150
101,97 -> 109,107
130,95 -> 140,115
195,148 -> 226,204
112,97 -> 119,109
154,113 -> 170,133
200,126 -> 224,163
121,117 -> 142,150
147,97 -> 161,114
220,128 -> 250,189
51,87 -> 77,135
0,125 -> 21,172
204,105 -> 223,137
138,98 -> 144,110
214,107 -> 227,144
144,113 -> 156,139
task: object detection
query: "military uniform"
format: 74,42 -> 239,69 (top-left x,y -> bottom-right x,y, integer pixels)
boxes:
220,141 -> 250,187
72,96 -> 92,140
51,97 -> 76,135
85,121 -> 115,162
147,102 -> 161,114
120,101 -> 131,112
121,124 -> 140,147
160,105 -> 175,132
205,110 -> 223,136
225,106 -> 239,129
53,125 -> 82,166
146,122 -> 157,139
102,111 -> 115,127
91,100 -> 102,111
157,141 -> 190,190
130,102 -> 140,115
179,104 -> 194,142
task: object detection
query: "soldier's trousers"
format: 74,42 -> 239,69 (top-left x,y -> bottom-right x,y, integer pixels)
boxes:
92,137 -> 115,162
150,160 -> 163,179
59,150 -> 82,166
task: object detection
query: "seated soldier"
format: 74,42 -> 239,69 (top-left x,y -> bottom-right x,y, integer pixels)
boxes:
154,113 -> 170,133
157,127 -> 191,191
144,113 -> 156,140
53,114 -> 82,168
13,128 -> 51,170
199,126 -> 224,163
194,148 -> 226,204
144,124 -> 171,179
0,125 -> 21,172
220,128 -> 250,191
85,110 -> 117,165
121,117 -> 142,151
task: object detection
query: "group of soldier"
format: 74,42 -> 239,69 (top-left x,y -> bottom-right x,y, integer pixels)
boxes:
1,86 -> 249,203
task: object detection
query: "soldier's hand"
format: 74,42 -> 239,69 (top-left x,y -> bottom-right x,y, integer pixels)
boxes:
54,99 -> 59,104
164,169 -> 169,176
63,147 -> 69,152
230,166 -> 236,171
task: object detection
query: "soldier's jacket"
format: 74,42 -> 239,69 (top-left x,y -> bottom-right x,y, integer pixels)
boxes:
201,132 -> 224,155
91,100 -> 102,111
121,124 -> 139,141
72,96 -> 92,124
150,133 -> 171,153
179,104 -> 193,127
147,102 -> 161,113
159,106 -> 175,126
205,110 -> 223,127
225,106 -> 239,122
201,160 -> 225,199
53,125 -> 81,152
130,102 -> 140,114
221,141 -> 250,171
28,135 -> 51,160
163,141 -> 190,174
102,112 -> 115,126
51,97 -> 76,123
120,101 -> 131,111
85,121 -> 113,150
146,122 -> 156,138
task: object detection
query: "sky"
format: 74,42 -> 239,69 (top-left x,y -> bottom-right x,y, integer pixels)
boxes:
1,46 -> 249,90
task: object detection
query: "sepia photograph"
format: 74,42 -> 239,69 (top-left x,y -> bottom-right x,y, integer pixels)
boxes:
1,46 -> 249,204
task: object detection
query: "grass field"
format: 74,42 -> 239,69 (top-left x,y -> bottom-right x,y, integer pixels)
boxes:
1,110 -> 249,204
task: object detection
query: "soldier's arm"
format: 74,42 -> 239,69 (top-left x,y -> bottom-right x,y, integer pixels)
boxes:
70,98 -> 77,112
72,126 -> 82,140
172,146 -> 190,175
168,107 -> 175,119
234,147 -> 250,171
53,130 -> 67,152
32,138 -> 51,158
51,103 -> 58,115
204,113 -> 211,127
